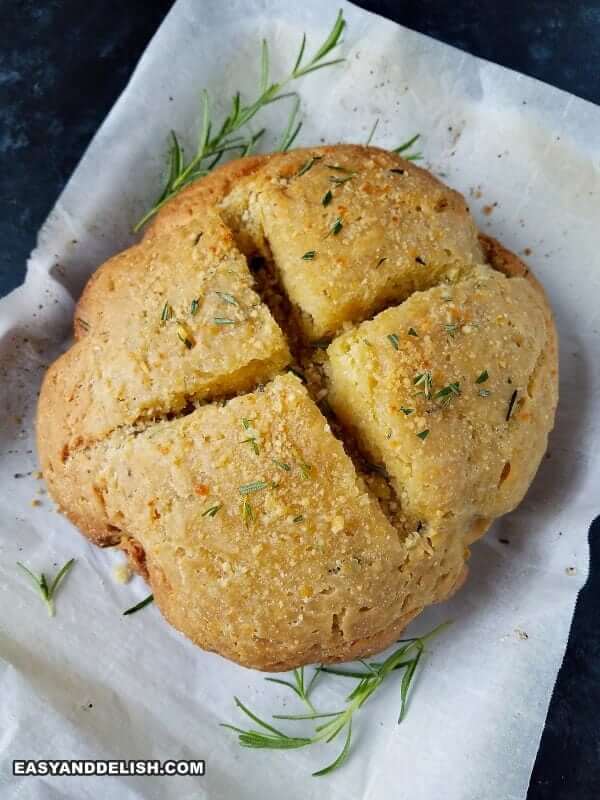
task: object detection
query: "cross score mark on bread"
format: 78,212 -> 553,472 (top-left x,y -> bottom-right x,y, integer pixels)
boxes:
36,145 -> 558,671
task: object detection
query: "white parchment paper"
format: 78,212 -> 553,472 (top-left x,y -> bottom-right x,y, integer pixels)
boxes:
1,1 -> 599,798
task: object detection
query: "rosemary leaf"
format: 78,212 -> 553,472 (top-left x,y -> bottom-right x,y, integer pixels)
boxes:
506,389 -> 518,421
215,291 -> 239,306
123,593 -> 154,616
202,504 -> 222,518
17,558 -> 75,617
239,480 -> 269,495
295,155 -> 323,177
387,333 -> 400,351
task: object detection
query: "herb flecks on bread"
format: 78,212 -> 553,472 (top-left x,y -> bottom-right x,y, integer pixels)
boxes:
36,145 -> 558,670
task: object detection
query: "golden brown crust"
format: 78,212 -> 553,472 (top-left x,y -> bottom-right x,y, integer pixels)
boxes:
37,145 -> 559,671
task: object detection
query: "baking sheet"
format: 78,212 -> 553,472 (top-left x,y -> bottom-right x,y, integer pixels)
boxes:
1,0 -> 599,797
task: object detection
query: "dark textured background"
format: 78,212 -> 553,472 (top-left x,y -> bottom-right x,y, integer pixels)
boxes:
1,1 -> 598,797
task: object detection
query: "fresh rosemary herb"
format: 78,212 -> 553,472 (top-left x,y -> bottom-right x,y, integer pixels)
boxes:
393,133 -> 422,161
134,12 -> 346,230
324,163 -> 353,172
321,189 -> 333,206
239,480 -> 270,495
475,370 -> 489,384
273,460 -> 292,471
376,256 -> 387,268
16,558 -> 75,617
416,429 -> 430,440
242,437 -> 260,456
444,323 -> 459,337
413,371 -> 433,399
176,323 -> 195,349
293,514 -> 305,523
123,593 -> 154,616
277,95 -> 303,152
241,497 -> 254,527
327,217 -> 343,237
385,428 -> 393,439
76,317 -> 90,331
302,250 -> 317,260
193,232 -> 203,245
242,418 -> 251,430
506,389 -> 518,421
329,172 -> 356,185
215,291 -> 239,306
365,118 -> 379,146
190,298 -> 200,316
214,317 -> 235,325
434,382 -> 460,406
387,333 -> 400,351
296,154 -> 324,177
202,504 -> 222,518
478,388 -> 491,397
400,407 -> 415,415
160,301 -> 173,322
223,623 -> 448,776
299,462 -> 313,479
266,666 -> 320,713
408,327 -> 418,337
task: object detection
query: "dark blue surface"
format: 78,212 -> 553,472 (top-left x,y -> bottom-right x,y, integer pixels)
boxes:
1,2 -> 598,797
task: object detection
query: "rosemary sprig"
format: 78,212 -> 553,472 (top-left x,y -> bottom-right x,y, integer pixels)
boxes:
123,593 -> 154,616
223,623 -> 448,776
16,558 -> 75,617
266,667 -> 321,714
134,11 -> 346,231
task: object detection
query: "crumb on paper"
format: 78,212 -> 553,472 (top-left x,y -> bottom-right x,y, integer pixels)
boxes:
515,628 -> 529,641
522,247 -> 533,256
482,202 -> 498,216
498,537 -> 510,545
35,470 -> 43,479
30,499 -> 41,507
565,566 -> 577,576
113,563 -> 132,584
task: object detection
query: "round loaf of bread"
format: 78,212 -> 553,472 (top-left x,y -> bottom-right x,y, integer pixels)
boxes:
37,145 -> 558,670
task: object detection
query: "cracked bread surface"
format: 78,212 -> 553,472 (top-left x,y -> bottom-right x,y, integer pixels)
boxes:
37,145 -> 558,670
